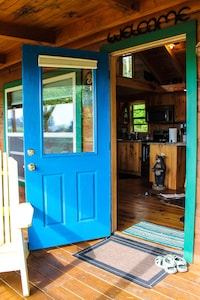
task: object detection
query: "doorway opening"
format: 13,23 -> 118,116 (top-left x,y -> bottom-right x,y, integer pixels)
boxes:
116,38 -> 186,241
102,20 -> 197,262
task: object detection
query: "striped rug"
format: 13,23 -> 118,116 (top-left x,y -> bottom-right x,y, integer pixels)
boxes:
123,221 -> 184,250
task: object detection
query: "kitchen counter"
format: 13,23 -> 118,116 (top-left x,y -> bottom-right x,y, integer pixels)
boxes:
117,139 -> 142,142
149,143 -> 186,190
147,142 -> 186,146
117,140 -> 186,188
117,139 -> 186,147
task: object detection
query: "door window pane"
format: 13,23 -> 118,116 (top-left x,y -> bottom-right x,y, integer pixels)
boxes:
43,73 -> 75,154
42,69 -> 94,154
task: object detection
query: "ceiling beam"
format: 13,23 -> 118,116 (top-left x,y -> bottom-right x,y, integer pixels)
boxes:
0,21 -> 56,44
56,1 -> 190,47
165,45 -> 186,79
0,0 -> 196,70
138,52 -> 164,84
0,54 -> 6,64
116,76 -> 163,93
111,0 -> 139,11
0,46 -> 21,70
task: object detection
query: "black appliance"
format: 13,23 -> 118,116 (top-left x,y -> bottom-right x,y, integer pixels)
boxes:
153,130 -> 169,143
146,105 -> 174,123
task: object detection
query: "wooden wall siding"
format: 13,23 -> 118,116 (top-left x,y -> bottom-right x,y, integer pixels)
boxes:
82,106 -> 93,152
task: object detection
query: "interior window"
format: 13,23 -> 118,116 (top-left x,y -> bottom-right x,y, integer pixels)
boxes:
131,102 -> 148,133
122,55 -> 133,78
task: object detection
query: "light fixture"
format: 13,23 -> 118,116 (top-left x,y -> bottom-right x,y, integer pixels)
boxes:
196,42 -> 200,56
169,43 -> 175,50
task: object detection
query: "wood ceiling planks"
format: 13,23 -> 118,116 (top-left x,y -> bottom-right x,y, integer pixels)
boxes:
0,0 -> 198,70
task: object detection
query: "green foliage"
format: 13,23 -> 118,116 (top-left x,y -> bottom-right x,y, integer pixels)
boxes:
132,103 -> 148,132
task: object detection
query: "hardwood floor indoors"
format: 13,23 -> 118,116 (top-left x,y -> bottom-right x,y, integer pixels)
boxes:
117,176 -> 184,232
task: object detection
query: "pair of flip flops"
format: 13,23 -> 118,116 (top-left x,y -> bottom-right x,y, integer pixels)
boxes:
155,254 -> 188,274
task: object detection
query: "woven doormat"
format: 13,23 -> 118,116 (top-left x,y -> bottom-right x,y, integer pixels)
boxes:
123,221 -> 184,250
74,235 -> 174,288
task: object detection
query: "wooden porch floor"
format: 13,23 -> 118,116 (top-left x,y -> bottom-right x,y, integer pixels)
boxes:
1,240 -> 200,299
1,177 -> 200,299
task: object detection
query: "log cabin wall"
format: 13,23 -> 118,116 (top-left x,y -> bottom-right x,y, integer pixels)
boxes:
0,0 -> 199,262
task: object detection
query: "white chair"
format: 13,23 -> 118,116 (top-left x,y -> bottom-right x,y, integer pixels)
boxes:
0,152 -> 34,296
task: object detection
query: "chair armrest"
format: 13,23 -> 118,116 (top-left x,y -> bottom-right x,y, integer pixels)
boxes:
15,203 -> 34,229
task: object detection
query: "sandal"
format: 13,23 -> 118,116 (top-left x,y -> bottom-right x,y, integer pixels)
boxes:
155,256 -> 164,268
155,255 -> 177,274
165,254 -> 188,273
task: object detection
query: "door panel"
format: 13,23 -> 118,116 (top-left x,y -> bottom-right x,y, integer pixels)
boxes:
22,44 -> 111,250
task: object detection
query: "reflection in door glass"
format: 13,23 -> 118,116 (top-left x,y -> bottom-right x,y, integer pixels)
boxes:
6,87 -> 24,181
42,69 -> 94,154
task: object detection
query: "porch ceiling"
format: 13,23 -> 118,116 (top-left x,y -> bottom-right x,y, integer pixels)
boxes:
0,0 -> 197,76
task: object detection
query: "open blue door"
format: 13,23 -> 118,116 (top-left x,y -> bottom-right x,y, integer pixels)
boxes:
22,44 -> 111,250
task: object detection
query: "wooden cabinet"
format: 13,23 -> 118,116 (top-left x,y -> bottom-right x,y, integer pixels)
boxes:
146,92 -> 186,123
117,141 -> 141,176
174,93 -> 186,122
149,143 -> 186,190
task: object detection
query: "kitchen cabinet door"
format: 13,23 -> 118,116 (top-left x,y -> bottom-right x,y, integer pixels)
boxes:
117,142 -> 141,176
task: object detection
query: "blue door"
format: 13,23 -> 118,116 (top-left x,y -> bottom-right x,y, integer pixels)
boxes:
22,44 -> 111,250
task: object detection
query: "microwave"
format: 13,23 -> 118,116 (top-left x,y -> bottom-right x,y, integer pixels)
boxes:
146,105 -> 174,123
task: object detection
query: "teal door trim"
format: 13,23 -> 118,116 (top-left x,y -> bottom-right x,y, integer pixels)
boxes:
102,20 -> 197,263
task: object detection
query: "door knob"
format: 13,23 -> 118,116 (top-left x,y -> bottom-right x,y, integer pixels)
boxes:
27,163 -> 36,171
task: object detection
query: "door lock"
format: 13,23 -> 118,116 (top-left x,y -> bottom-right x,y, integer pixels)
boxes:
27,149 -> 35,156
27,163 -> 36,171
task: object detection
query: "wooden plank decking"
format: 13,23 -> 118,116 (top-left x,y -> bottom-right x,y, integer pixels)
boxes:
1,240 -> 200,299
1,177 -> 200,299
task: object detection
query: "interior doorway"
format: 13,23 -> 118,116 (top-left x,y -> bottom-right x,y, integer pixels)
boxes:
115,40 -> 186,234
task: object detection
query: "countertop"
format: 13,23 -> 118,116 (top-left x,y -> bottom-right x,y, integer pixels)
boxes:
117,139 -> 142,142
148,142 -> 186,146
117,139 -> 186,146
